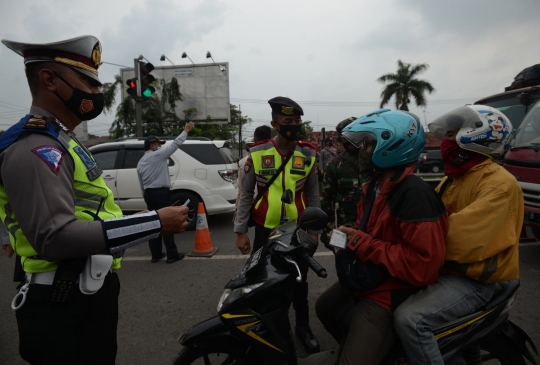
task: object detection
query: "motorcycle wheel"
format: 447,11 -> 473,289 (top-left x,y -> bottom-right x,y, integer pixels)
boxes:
173,347 -> 242,365
479,336 -> 526,365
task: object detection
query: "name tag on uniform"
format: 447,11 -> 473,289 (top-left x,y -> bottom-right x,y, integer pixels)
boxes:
260,169 -> 278,175
290,169 -> 306,176
87,165 -> 103,181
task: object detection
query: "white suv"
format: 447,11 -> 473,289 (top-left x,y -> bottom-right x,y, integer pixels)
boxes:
89,138 -> 238,230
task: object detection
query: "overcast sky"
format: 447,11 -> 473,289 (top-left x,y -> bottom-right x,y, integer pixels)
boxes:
1,0 -> 539,137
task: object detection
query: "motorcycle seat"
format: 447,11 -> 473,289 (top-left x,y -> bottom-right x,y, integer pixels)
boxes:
484,280 -> 520,310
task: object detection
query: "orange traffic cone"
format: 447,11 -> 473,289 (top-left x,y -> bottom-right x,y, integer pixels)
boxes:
187,203 -> 219,257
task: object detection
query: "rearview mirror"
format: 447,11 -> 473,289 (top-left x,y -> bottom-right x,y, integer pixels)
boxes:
298,207 -> 328,231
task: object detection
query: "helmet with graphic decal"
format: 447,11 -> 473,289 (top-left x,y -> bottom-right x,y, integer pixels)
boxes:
341,109 -> 425,169
428,105 -> 513,159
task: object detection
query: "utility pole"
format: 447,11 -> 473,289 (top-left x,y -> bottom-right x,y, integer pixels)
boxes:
134,59 -> 143,137
423,109 -> 428,130
238,104 -> 243,159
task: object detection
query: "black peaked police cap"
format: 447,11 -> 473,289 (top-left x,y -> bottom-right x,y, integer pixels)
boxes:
268,96 -> 304,116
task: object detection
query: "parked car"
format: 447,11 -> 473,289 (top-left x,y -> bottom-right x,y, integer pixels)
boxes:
416,150 -> 444,173
89,138 -> 238,230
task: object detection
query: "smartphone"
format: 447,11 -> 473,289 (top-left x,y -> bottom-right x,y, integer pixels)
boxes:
328,229 -> 348,250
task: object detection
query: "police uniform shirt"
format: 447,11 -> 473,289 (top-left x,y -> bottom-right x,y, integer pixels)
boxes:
0,106 -> 109,260
234,137 -> 321,234
136,131 -> 188,193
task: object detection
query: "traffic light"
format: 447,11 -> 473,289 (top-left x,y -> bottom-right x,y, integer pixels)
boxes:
126,78 -> 138,98
139,62 -> 155,99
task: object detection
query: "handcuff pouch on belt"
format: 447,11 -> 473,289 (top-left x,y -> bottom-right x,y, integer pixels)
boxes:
79,255 -> 113,295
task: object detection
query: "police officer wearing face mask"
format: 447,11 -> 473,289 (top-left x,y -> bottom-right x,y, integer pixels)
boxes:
0,35 -> 189,365
234,96 -> 322,354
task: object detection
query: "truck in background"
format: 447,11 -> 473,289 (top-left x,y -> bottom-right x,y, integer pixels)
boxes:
475,86 -> 540,239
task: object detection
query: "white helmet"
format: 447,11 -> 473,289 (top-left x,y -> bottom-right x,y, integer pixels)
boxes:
428,105 -> 513,159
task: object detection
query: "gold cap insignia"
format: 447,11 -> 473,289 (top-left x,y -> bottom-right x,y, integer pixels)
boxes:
281,106 -> 294,115
92,43 -> 101,68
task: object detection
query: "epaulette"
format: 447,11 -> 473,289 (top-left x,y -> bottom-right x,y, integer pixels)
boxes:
23,115 -> 51,130
297,140 -> 318,151
251,138 -> 271,148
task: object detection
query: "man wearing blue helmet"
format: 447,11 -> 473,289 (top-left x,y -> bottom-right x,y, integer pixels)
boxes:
316,109 -> 448,365
394,105 -> 522,365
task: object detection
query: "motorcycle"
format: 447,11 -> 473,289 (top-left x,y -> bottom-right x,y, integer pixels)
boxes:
174,205 -> 538,365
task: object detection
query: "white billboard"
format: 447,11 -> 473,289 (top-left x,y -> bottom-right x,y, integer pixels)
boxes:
120,62 -> 230,124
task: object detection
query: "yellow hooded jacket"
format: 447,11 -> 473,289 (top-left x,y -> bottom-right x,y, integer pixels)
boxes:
436,159 -> 523,283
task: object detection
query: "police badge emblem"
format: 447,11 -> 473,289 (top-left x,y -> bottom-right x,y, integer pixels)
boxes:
281,106 -> 294,115
293,156 -> 304,169
262,155 -> 274,168
92,42 -> 101,68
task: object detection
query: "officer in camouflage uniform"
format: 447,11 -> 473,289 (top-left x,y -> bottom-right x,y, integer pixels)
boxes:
320,117 -> 365,245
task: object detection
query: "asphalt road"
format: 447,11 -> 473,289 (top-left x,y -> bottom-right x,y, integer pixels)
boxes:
1,212 -> 539,365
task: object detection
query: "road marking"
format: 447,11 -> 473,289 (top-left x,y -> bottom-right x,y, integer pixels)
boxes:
123,251 -> 334,261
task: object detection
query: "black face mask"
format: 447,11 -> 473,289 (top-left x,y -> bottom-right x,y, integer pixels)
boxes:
276,123 -> 302,142
54,73 -> 104,121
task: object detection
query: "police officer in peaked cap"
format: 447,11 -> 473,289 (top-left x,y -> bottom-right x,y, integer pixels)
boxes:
0,35 -> 189,364
234,96 -> 323,354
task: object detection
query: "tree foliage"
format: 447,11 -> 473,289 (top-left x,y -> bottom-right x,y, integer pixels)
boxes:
377,60 -> 435,111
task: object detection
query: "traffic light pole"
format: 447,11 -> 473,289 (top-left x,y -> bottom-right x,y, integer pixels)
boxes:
134,59 -> 143,137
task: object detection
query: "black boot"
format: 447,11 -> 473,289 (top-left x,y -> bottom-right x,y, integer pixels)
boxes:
295,325 -> 320,354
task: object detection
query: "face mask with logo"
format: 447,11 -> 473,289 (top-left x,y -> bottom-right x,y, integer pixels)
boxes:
54,73 -> 104,121
276,123 -> 302,142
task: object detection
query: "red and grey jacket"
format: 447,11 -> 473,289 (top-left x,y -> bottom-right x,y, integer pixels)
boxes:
347,165 -> 448,311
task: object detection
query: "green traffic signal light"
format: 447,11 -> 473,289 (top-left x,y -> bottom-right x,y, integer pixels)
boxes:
142,87 -> 155,98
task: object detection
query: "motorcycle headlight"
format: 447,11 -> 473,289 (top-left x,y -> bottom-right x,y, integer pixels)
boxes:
217,282 -> 264,312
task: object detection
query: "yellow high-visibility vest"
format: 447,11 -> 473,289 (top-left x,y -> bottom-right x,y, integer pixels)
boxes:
250,140 -> 316,229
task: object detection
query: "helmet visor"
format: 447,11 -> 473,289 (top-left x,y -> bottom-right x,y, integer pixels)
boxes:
428,106 -> 483,141
341,130 -> 377,149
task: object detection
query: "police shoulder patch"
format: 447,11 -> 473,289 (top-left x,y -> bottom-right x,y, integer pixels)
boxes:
244,161 -> 252,174
31,145 -> 65,175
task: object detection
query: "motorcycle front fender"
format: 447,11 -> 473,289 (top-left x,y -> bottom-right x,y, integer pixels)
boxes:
178,316 -> 231,347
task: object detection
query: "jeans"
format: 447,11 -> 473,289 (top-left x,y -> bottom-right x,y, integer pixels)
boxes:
394,274 -> 506,365
143,188 -> 179,260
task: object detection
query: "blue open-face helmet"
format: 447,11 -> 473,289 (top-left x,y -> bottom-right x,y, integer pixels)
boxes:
341,109 -> 425,169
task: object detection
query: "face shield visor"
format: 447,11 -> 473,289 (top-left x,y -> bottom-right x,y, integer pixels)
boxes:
341,130 -> 378,149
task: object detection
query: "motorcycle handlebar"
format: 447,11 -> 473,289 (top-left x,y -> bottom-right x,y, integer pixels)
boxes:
300,252 -> 327,278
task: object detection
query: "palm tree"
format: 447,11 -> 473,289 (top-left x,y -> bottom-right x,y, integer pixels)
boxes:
377,60 -> 435,111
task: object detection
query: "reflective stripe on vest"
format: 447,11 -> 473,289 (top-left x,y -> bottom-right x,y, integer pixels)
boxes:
250,141 -> 316,229
0,115 -> 123,273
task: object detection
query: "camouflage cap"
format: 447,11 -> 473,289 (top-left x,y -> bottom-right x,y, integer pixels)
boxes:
336,117 -> 357,135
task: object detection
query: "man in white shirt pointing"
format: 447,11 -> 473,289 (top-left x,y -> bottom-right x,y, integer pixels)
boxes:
137,121 -> 195,263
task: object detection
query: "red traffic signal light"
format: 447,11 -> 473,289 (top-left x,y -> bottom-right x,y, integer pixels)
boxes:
126,78 -> 138,98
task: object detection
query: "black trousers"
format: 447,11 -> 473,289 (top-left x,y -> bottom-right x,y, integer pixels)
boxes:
143,187 -> 179,260
16,273 -> 120,365
254,225 -> 311,327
